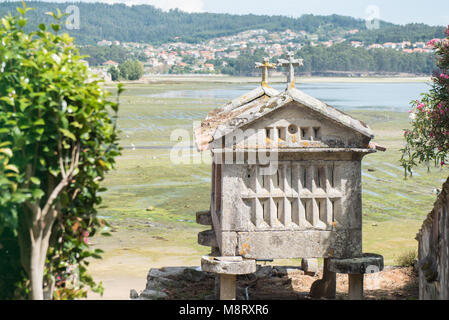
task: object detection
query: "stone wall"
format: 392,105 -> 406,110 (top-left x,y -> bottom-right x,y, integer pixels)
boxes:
416,177 -> 449,300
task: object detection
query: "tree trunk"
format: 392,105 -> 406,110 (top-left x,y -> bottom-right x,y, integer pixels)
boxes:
30,214 -> 56,300
20,203 -> 58,300
19,145 -> 79,300
29,240 -> 44,300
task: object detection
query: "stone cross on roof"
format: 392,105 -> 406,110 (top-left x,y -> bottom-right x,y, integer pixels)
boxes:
255,57 -> 276,87
278,52 -> 304,88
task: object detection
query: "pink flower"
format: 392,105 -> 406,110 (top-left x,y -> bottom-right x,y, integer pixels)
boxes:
417,103 -> 425,111
440,73 -> 449,80
427,39 -> 441,47
83,231 -> 89,244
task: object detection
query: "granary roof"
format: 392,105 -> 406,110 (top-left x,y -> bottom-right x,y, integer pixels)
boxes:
194,85 -> 377,151
194,84 -> 280,151
194,54 -> 381,152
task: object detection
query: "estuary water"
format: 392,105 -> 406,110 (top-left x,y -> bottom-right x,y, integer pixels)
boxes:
150,81 -> 432,112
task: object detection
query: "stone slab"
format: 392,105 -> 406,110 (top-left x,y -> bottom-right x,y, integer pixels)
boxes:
327,253 -> 384,274
201,255 -> 256,275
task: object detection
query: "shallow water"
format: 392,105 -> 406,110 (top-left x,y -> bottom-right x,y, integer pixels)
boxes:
362,171 -> 377,179
148,82 -> 431,112
363,189 -> 381,197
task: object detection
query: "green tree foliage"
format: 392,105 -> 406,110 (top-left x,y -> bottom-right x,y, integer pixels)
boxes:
108,66 -> 120,81
119,60 -> 144,80
401,31 -> 449,176
347,23 -> 446,45
0,143 -> 27,299
217,49 -> 267,76
79,45 -> 130,66
299,43 -> 435,74
0,4 -> 122,299
0,2 -> 444,45
215,44 -> 436,76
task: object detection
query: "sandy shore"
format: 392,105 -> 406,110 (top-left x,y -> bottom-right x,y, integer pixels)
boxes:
84,228 -> 206,300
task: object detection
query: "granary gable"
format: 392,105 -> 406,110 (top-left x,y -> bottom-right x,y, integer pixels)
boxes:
195,54 -> 380,152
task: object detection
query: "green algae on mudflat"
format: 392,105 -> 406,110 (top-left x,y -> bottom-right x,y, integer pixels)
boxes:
97,81 -> 448,267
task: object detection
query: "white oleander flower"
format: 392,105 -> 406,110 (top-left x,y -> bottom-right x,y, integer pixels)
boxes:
61,100 -> 67,112
51,53 -> 61,64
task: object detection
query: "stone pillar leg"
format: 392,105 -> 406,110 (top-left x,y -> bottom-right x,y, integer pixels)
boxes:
220,274 -> 236,300
214,276 -> 221,300
202,256 -> 256,301
309,258 -> 336,299
302,258 -> 318,275
348,274 -> 364,300
210,247 -> 220,299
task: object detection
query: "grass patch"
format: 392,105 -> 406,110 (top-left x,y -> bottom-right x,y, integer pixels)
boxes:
395,249 -> 418,267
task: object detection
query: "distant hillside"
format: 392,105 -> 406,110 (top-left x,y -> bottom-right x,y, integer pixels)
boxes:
347,23 -> 445,44
0,2 -> 445,45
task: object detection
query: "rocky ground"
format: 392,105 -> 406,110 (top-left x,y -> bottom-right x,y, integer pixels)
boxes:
130,264 -> 418,300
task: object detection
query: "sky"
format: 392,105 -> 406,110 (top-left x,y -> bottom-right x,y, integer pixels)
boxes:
12,0 -> 449,26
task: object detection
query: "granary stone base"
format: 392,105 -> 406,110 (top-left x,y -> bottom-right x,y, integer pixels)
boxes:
218,229 -> 362,259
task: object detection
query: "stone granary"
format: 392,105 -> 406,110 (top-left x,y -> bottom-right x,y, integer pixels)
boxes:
194,53 -> 385,300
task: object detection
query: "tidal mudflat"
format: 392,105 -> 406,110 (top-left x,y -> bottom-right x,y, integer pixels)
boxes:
86,79 -> 447,299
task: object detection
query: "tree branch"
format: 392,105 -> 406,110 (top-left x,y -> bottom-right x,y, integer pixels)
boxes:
41,142 -> 80,220
58,138 -> 67,179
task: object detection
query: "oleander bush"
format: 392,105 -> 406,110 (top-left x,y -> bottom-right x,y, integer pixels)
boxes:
0,2 -> 122,299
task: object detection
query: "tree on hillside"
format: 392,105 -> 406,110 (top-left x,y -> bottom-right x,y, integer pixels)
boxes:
119,60 -> 144,80
401,27 -> 449,176
108,66 -> 120,81
0,2 -> 444,45
79,45 -> 130,66
214,44 -> 435,76
0,4 -> 121,299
